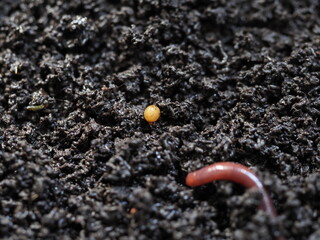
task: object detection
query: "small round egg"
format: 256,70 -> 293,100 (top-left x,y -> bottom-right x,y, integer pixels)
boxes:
144,105 -> 160,124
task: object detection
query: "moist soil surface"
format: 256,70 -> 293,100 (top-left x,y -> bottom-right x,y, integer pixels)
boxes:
0,1 -> 319,240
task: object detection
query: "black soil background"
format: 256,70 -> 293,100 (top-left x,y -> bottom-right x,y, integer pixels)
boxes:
0,1 -> 319,240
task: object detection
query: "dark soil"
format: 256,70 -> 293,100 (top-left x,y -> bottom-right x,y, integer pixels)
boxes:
0,1 -> 319,240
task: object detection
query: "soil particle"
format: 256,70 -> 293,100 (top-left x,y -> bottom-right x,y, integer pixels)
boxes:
1,0 -> 320,239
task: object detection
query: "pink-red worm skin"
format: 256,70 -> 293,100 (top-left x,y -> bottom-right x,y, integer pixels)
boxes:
186,162 -> 276,217
186,162 -> 285,240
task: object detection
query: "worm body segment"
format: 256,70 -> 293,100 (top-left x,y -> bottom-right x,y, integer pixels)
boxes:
186,162 -> 276,217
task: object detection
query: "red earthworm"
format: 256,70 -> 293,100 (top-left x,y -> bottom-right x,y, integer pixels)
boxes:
186,162 -> 285,240
186,162 -> 276,215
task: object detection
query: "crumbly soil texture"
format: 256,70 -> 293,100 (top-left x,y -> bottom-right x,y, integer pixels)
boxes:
0,1 -> 319,240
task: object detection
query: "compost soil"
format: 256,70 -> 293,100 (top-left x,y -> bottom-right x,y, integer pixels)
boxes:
0,1 -> 319,240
